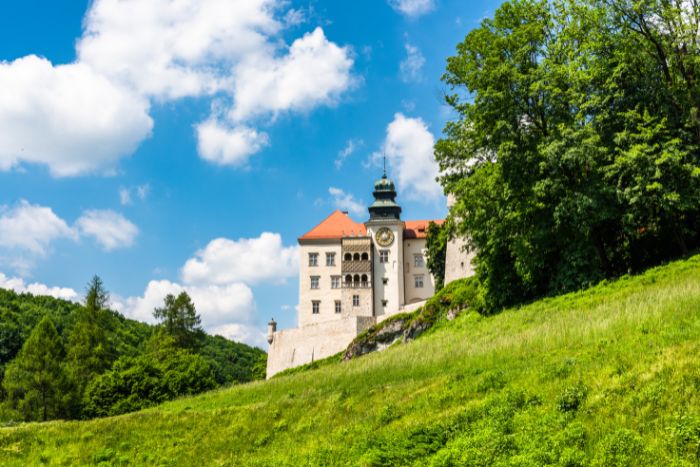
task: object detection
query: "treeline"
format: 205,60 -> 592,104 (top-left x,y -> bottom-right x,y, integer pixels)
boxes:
435,0 -> 700,312
0,277 -> 266,422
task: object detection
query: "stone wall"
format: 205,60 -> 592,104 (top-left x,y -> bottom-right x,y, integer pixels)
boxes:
266,315 -> 375,378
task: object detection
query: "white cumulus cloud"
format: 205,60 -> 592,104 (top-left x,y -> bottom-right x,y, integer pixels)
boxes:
0,272 -> 79,301
210,323 -> 267,349
0,56 -> 152,177
76,210 -> 139,251
329,187 -> 365,217
0,200 -> 76,255
377,113 -> 442,200
196,119 -> 269,166
229,27 -> 355,122
400,43 -> 425,82
114,279 -> 255,329
388,0 -> 436,17
181,232 -> 298,286
0,0 -> 355,175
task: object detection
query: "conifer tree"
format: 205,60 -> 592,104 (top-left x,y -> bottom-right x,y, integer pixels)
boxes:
66,276 -> 113,412
153,292 -> 204,350
3,316 -> 69,421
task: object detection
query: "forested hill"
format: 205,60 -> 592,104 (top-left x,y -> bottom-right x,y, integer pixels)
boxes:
0,285 -> 266,423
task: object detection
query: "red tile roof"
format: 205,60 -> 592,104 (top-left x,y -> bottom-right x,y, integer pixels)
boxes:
403,220 -> 444,239
298,210 -> 367,241
298,212 -> 444,242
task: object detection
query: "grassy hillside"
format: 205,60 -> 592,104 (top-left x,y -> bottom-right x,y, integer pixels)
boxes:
2,254 -> 700,465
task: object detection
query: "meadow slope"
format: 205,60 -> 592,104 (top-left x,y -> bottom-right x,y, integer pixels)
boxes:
2,255 -> 700,466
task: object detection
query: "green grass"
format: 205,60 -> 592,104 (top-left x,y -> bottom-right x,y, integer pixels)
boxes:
2,255 -> 700,466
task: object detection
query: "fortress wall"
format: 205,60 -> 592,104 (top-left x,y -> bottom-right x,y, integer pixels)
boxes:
266,316 -> 375,378
444,236 -> 475,285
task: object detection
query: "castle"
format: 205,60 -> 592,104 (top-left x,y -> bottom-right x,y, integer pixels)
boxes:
266,174 -> 474,378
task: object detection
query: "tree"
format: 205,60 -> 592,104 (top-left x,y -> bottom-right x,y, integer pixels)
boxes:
84,275 -> 109,312
425,221 -> 448,292
2,316 -> 69,421
436,0 -> 700,312
153,292 -> 204,350
66,276 -> 114,415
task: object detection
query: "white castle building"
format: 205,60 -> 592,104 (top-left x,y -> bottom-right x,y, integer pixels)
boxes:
266,174 -> 473,378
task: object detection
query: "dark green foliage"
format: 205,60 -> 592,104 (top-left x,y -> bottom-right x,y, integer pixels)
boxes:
425,221 -> 448,291
2,317 -> 70,421
0,283 -> 265,423
437,0 -> 700,313
83,351 -> 216,417
153,292 -> 204,350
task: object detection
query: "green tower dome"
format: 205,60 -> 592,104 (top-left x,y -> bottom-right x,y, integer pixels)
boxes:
368,174 -> 401,220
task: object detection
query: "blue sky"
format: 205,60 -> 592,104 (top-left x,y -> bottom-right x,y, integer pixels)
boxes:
0,0 -> 500,347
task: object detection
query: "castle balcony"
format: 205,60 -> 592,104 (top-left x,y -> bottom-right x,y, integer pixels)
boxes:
342,282 -> 371,289
342,260 -> 372,273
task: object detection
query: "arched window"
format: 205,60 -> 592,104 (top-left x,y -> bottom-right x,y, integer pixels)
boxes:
353,274 -> 360,284
353,253 -> 360,261
361,274 -> 368,284
344,253 -> 352,261
361,252 -> 368,261
345,274 -> 352,284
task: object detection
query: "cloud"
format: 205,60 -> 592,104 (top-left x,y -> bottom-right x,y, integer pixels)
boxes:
335,138 -> 363,169
328,187 -> 365,217
209,323 -> 267,349
195,119 -> 269,166
388,0 -> 436,17
376,113 -> 442,200
181,232 -> 298,286
119,187 -> 132,205
0,56 -> 152,177
399,43 -> 425,82
0,272 -> 79,301
77,0 -> 279,100
76,210 -> 139,251
114,279 -> 255,329
0,200 -> 76,255
118,231 -> 299,346
119,184 -> 150,205
1,0 -> 355,176
228,27 -> 355,122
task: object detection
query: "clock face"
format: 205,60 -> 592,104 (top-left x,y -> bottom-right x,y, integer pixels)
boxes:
375,227 -> 395,247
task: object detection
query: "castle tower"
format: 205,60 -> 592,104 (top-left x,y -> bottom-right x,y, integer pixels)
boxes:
365,174 -> 404,318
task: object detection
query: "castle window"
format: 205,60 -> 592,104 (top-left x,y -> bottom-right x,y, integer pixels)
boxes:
335,301 -> 342,314
414,254 -> 424,268
382,277 -> 388,285
312,300 -> 320,314
310,276 -> 320,289
352,295 -> 360,307
415,275 -> 424,288
308,253 -> 318,267
345,274 -> 352,285
353,274 -> 360,285
326,252 -> 336,266
379,250 -> 389,263
382,299 -> 388,307
353,252 -> 360,261
344,253 -> 352,261
361,252 -> 369,261
331,276 -> 341,289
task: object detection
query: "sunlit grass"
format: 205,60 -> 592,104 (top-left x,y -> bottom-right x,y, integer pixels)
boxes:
2,255 -> 700,465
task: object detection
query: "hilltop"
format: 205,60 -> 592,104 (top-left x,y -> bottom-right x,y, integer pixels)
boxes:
2,254 -> 700,465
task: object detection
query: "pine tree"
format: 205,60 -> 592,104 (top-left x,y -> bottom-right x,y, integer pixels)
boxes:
3,316 -> 69,421
153,292 -> 204,350
66,276 -> 113,412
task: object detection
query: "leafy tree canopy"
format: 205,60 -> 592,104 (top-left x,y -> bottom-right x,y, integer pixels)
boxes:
437,0 -> 700,312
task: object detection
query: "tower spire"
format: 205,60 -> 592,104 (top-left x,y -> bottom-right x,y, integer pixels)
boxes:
383,152 -> 387,177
